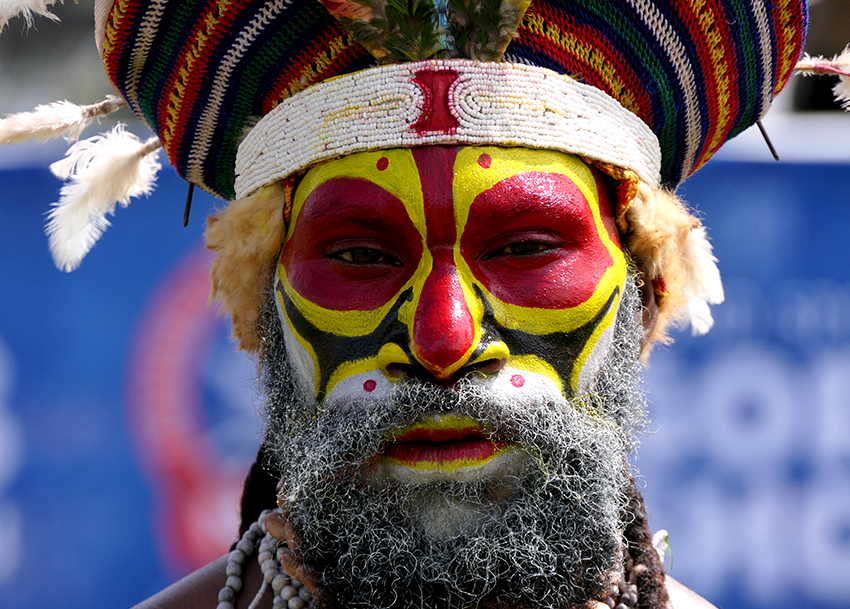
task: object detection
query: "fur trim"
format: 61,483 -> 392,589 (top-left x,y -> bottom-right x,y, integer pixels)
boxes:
0,0 -> 62,29
795,45 -> 850,111
0,96 -> 126,145
621,179 -> 724,349
679,226 -> 724,335
46,125 -> 161,272
206,181 -> 289,352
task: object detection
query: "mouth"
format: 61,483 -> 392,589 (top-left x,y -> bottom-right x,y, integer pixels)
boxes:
373,414 -> 515,473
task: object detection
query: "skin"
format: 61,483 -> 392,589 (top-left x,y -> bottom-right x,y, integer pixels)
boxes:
131,145 -> 711,609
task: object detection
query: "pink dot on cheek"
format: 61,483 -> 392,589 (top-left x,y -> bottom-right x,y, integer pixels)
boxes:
363,379 -> 377,392
510,374 -> 525,388
376,157 -> 389,171
477,153 -> 492,169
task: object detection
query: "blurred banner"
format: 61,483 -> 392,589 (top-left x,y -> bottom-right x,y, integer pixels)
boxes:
0,157 -> 848,609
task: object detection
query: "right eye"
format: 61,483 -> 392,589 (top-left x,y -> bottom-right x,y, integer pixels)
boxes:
329,247 -> 401,266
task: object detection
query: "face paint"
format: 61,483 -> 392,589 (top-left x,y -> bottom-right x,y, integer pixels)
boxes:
276,146 -> 627,473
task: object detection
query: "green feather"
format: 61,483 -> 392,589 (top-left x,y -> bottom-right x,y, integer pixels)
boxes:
318,0 -> 530,63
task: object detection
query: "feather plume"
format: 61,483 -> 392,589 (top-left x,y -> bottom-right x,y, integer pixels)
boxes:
448,0 -> 532,61
0,0 -> 62,30
46,125 -> 162,272
0,96 -> 126,145
680,226 -> 724,336
795,45 -> 850,111
317,0 -> 531,63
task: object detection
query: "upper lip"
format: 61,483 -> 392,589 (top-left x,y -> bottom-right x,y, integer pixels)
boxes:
391,424 -> 489,444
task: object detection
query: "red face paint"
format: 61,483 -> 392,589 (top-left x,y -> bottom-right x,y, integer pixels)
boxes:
281,177 -> 423,311
410,147 -> 475,377
277,146 -> 626,400
461,172 -> 613,309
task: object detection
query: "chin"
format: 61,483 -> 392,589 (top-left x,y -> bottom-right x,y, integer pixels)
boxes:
366,448 -> 531,540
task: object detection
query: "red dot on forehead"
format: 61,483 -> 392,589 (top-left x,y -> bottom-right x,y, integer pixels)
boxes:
364,379 -> 377,392
477,153 -> 492,169
376,157 -> 389,171
511,374 -> 525,388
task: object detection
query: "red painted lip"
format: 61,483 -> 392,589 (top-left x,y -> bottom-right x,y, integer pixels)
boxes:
378,426 -> 509,464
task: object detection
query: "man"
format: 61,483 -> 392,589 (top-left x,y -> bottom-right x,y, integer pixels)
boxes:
0,1 -> 812,608
140,143 -> 712,609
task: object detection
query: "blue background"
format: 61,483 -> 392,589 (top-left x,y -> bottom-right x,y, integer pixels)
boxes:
0,157 -> 848,608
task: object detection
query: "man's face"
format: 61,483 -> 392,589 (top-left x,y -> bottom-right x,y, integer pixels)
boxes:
276,145 -> 627,480
262,146 -> 646,609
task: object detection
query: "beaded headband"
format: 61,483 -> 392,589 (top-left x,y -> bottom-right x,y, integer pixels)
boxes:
235,59 -> 661,199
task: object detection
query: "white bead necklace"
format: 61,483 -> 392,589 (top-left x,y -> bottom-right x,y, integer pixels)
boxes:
217,509 -> 311,609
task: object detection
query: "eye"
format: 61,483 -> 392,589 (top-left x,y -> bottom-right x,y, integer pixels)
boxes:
484,239 -> 556,259
497,241 -> 551,256
329,247 -> 401,266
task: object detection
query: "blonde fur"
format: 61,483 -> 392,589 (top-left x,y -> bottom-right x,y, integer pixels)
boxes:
206,181 -> 289,352
608,172 -> 723,352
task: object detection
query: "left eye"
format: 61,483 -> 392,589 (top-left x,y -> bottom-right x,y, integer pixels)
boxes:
330,248 -> 401,266
487,240 -> 552,258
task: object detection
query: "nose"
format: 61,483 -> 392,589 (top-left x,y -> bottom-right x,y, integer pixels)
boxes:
410,247 -> 476,380
377,247 -> 511,383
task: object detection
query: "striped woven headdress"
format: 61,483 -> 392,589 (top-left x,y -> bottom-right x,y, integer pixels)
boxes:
93,0 -> 806,198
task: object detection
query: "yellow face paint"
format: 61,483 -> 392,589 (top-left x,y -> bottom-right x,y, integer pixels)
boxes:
276,146 -> 626,401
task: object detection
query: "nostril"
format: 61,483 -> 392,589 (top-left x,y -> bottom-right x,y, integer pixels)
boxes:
461,357 -> 508,377
384,363 -> 416,379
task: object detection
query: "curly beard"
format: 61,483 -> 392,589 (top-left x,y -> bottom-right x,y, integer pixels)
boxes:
258,274 -> 647,609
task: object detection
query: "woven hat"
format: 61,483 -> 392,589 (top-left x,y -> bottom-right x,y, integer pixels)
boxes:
92,0 -> 808,197
3,0 -> 837,350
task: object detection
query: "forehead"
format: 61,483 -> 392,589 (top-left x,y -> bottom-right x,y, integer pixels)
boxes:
288,146 -> 601,235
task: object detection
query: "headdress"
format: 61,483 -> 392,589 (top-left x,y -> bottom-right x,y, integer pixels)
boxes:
2,0 -> 833,353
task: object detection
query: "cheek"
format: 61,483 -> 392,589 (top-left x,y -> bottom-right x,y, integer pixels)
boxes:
322,370 -> 395,413
573,313 -> 618,394
276,294 -> 318,402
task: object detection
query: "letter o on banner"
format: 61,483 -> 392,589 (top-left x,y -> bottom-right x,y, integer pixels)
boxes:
701,345 -> 795,473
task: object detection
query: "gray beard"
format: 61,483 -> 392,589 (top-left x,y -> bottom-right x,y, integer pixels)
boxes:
259,274 -> 648,609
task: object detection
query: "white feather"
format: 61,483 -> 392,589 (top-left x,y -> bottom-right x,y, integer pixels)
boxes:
46,125 -> 162,272
796,45 -> 850,112
0,96 -> 125,145
0,0 -> 62,30
680,226 -> 725,336
833,76 -> 850,111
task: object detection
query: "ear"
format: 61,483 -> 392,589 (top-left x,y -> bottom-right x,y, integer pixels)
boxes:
638,272 -> 659,349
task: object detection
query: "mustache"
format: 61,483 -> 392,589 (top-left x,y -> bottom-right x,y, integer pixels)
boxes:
270,374 -> 626,498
